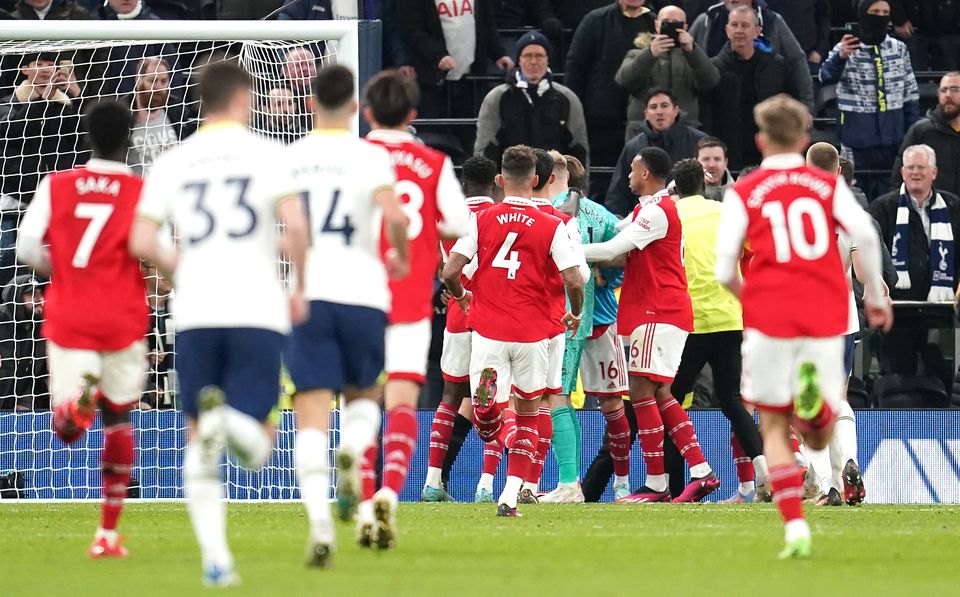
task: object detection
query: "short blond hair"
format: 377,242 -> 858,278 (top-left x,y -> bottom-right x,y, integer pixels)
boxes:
548,150 -> 567,172
753,94 -> 811,148
806,142 -> 839,173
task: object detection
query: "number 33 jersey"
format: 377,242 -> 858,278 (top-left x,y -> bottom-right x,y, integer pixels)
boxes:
138,123 -> 293,334
287,129 -> 396,312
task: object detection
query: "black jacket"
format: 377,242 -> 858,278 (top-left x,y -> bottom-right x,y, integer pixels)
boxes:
396,0 -> 506,85
890,0 -> 960,36
892,107 -> 960,196
0,275 -> 48,411
868,188 -> 960,301
94,2 -> 161,19
701,45 -> 799,169
564,3 -> 656,125
12,0 -> 89,19
604,115 -> 705,216
765,0 -> 830,57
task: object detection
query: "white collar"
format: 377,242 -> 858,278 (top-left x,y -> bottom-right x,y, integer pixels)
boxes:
36,1 -> 53,19
85,158 -> 133,175
759,153 -> 805,170
531,196 -> 551,206
116,1 -> 143,19
465,196 -> 494,205
503,196 -> 534,207
366,128 -> 416,143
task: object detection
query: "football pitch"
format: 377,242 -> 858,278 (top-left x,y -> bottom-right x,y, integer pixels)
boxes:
1,503 -> 958,596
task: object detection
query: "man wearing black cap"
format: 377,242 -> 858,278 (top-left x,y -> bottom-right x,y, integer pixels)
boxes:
474,30 -> 589,170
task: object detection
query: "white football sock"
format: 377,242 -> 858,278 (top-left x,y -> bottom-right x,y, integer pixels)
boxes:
94,527 -> 118,545
690,462 -> 712,478
425,467 -> 443,489
785,518 -> 811,543
645,473 -> 667,493
340,398 -> 381,456
753,455 -> 769,486
738,481 -> 756,495
295,429 -> 333,543
223,407 -> 271,469
522,481 -> 538,493
614,474 -> 630,488
499,475 -> 523,508
184,442 -> 232,570
477,473 -> 494,493
803,443 -> 834,492
835,400 -> 858,465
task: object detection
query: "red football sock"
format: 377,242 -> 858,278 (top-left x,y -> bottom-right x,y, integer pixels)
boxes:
795,399 -> 836,434
526,406 -> 553,484
506,410 -> 539,480
360,441 -> 377,500
658,397 -> 706,468
603,406 -> 631,477
473,399 -> 503,442
732,432 -> 754,483
483,437 -> 504,476
428,402 -> 457,469
631,397 -> 665,476
381,405 -> 417,494
100,423 -> 134,531
789,429 -> 801,454
499,408 -> 517,449
769,463 -> 805,523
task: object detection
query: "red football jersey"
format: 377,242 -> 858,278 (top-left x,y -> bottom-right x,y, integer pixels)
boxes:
456,197 -> 578,343
728,158 -> 849,337
618,196 -> 694,335
445,196 -> 494,334
533,199 -> 573,336
36,161 -> 148,350
368,130 -> 467,324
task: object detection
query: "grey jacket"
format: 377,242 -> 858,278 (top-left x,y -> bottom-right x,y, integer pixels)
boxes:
703,168 -> 733,202
616,39 -> 719,134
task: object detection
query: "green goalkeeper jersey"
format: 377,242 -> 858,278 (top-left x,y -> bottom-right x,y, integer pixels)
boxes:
553,191 -> 619,341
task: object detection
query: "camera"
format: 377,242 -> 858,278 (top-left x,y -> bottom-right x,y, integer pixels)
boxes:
659,20 -> 683,44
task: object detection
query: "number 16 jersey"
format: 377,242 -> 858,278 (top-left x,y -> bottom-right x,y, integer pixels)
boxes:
287,129 -> 397,312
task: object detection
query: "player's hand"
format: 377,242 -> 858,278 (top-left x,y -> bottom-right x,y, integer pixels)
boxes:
439,288 -> 453,305
289,290 -> 309,326
496,56 -> 515,71
865,297 -> 893,333
838,34 -> 860,59
386,251 -> 410,280
398,65 -> 417,81
438,55 -> 457,71
455,289 -> 472,314
649,34 -> 675,58
678,30 -> 694,52
593,267 -> 606,287
561,312 -> 581,337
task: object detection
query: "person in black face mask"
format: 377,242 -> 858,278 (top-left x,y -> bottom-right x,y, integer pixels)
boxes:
819,0 -> 920,202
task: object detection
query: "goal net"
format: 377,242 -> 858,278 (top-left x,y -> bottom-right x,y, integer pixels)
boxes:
0,20 -> 377,500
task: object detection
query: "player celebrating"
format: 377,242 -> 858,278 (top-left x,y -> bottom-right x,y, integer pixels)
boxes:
715,95 -> 891,558
443,145 -> 584,517
283,65 -> 409,557
17,100 -> 149,559
361,70 -> 470,517
423,156 -> 498,502
583,147 -> 719,503
130,62 -> 310,585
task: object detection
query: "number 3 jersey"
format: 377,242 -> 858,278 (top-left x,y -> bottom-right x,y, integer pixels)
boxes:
138,123 -> 292,334
716,154 -> 854,338
19,159 -> 148,351
366,129 -> 470,324
451,197 -> 580,343
287,129 -> 396,312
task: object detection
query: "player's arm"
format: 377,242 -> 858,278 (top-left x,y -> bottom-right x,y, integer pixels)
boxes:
583,202 -> 668,263
16,176 -> 52,277
563,217 -> 591,284
130,170 -> 177,278
436,157 -> 471,240
376,186 -> 410,278
550,222 -> 586,336
440,215 -> 479,313
276,194 -> 310,324
714,187 -> 749,298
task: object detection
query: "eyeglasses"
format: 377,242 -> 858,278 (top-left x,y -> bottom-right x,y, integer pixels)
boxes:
938,86 -> 960,95
520,53 -> 548,61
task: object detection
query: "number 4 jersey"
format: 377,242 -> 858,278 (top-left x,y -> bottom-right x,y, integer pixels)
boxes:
18,159 -> 148,351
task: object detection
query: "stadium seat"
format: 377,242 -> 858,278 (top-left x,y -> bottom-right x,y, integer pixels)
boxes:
874,375 -> 950,409
846,376 -> 871,409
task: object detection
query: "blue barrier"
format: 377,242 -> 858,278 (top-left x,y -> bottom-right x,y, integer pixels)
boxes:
1,410 -> 957,503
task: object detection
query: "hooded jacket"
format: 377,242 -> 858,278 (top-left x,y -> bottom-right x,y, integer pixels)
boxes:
892,107 -> 960,195
0,274 -> 48,410
12,0 -> 89,19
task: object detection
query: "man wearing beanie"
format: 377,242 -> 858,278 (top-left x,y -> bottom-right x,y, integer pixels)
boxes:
475,30 -> 589,169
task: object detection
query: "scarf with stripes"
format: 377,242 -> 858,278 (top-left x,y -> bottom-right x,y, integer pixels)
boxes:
892,185 -> 954,302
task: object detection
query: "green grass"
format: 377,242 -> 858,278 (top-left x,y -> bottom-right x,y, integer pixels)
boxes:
1,503 -> 959,596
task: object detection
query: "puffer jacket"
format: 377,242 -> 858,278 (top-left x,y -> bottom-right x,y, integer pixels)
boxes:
892,107 -> 960,196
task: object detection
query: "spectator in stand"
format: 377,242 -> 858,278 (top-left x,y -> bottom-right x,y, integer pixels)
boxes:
565,0 -> 657,171
496,0 -> 565,65
700,6 -> 804,169
256,86 -> 307,144
765,0 -> 831,72
122,56 -> 197,176
92,0 -> 160,19
142,265 -> 172,410
11,0 -> 89,19
893,72 -> 960,197
474,31 -> 589,170
820,0 -> 919,201
0,52 -> 86,203
280,46 -> 319,135
0,275 -> 48,411
616,4 -> 720,131
212,0 -> 282,19
395,0 -> 513,118
869,144 -> 960,386
697,136 -> 732,201
889,0 -> 960,72
605,87 -> 705,216
548,0 -> 617,29
278,0 -> 334,19
689,0 -> 813,109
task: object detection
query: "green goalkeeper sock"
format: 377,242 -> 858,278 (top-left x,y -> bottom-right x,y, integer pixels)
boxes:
569,406 -> 582,476
551,406 -> 579,484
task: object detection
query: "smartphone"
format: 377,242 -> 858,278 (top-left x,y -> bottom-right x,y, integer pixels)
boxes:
844,22 -> 860,39
659,20 -> 683,44
58,59 -> 74,77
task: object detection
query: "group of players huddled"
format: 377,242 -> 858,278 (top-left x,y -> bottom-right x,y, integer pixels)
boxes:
17,56 -> 894,585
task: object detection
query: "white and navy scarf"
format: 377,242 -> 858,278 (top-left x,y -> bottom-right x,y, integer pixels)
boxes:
891,184 -> 955,302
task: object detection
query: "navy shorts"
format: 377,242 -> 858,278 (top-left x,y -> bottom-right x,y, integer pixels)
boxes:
177,327 -> 285,421
843,333 -> 857,379
285,300 -> 386,393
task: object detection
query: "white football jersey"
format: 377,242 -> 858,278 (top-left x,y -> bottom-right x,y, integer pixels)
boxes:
138,122 -> 290,333
286,130 -> 396,311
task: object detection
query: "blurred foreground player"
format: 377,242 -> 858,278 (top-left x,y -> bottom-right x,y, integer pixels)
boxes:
715,95 -> 891,558
131,62 -> 310,584
17,100 -> 149,559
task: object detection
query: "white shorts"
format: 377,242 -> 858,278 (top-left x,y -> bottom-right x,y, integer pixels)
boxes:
741,328 -> 845,413
48,340 -> 147,408
626,323 -> 688,383
385,319 -> 431,383
470,332 -> 548,403
582,323 -> 628,397
440,330 -> 471,383
546,333 -> 565,395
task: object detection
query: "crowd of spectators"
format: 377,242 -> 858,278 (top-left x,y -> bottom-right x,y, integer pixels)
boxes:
1,0 -> 960,410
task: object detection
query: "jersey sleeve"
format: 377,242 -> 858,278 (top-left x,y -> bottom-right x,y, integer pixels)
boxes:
620,202 -> 668,250
367,144 -> 397,200
137,159 -> 171,225
435,157 -> 470,238
550,221 -> 580,272
450,212 -> 479,260
832,177 -> 884,302
714,187 -> 749,286
16,175 -> 52,266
